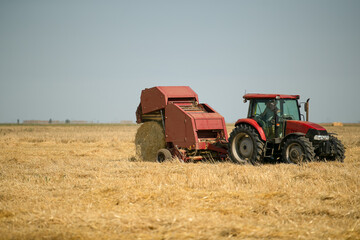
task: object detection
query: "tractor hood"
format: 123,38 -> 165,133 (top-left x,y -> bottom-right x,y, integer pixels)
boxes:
285,120 -> 327,136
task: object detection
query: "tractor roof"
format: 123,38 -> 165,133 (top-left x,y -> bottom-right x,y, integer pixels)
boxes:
243,93 -> 300,100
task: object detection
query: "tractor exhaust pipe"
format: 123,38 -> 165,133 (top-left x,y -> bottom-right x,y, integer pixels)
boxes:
305,98 -> 310,121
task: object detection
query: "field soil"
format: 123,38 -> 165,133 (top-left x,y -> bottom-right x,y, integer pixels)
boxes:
0,124 -> 359,239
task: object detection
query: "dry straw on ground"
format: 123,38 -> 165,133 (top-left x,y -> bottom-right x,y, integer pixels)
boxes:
0,123 -> 359,239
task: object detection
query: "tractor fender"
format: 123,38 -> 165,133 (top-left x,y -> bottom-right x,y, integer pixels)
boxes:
235,118 -> 266,141
280,132 -> 305,147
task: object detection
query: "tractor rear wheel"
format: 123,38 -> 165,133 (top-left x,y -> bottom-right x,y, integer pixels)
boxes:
282,136 -> 315,164
228,124 -> 264,165
157,149 -> 172,162
328,136 -> 345,162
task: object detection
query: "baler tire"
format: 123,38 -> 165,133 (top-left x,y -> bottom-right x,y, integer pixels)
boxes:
157,149 -> 172,163
228,124 -> 264,165
282,136 -> 315,164
328,136 -> 345,162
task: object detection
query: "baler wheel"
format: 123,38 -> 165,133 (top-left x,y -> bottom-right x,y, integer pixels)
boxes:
228,124 -> 264,165
135,121 -> 166,162
156,149 -> 172,162
282,136 -> 315,164
328,136 -> 345,162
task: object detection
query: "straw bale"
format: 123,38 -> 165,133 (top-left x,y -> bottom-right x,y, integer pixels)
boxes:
332,122 -> 344,127
135,121 -> 165,161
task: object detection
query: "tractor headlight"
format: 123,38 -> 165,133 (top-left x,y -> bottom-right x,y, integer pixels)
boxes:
314,135 -> 329,141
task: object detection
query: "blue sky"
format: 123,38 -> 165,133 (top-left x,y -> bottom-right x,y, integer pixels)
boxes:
0,0 -> 359,123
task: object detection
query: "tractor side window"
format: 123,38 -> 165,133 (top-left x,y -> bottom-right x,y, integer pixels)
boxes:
252,101 -> 267,117
281,100 -> 300,120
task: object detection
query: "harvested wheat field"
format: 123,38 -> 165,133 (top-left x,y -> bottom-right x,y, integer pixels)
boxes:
0,124 -> 359,239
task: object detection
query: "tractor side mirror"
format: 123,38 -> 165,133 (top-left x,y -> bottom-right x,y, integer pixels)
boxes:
300,98 -> 310,121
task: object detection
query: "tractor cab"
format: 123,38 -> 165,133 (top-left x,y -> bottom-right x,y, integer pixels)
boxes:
245,94 -> 301,140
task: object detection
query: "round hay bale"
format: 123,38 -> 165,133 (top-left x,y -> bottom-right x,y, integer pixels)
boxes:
135,121 -> 166,162
332,122 -> 344,127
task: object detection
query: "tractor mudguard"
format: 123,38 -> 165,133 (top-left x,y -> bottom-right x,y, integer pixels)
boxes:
235,118 -> 266,141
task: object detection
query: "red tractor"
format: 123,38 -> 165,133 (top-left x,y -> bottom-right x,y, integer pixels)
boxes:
228,94 -> 345,164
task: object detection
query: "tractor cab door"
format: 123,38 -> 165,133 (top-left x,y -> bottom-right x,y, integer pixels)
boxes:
249,99 -> 280,139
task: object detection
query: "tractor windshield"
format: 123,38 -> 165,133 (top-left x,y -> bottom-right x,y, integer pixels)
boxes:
279,99 -> 300,121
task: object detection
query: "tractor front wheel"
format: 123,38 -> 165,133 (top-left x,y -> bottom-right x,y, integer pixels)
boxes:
328,136 -> 345,162
228,124 -> 264,165
282,136 -> 315,164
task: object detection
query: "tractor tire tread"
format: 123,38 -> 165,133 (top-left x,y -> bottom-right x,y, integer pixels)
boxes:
228,124 -> 264,165
282,136 -> 315,164
329,136 -> 345,162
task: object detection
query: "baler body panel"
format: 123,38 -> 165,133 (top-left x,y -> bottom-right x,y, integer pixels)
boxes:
140,86 -> 198,114
165,103 -> 228,149
164,104 -> 197,148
